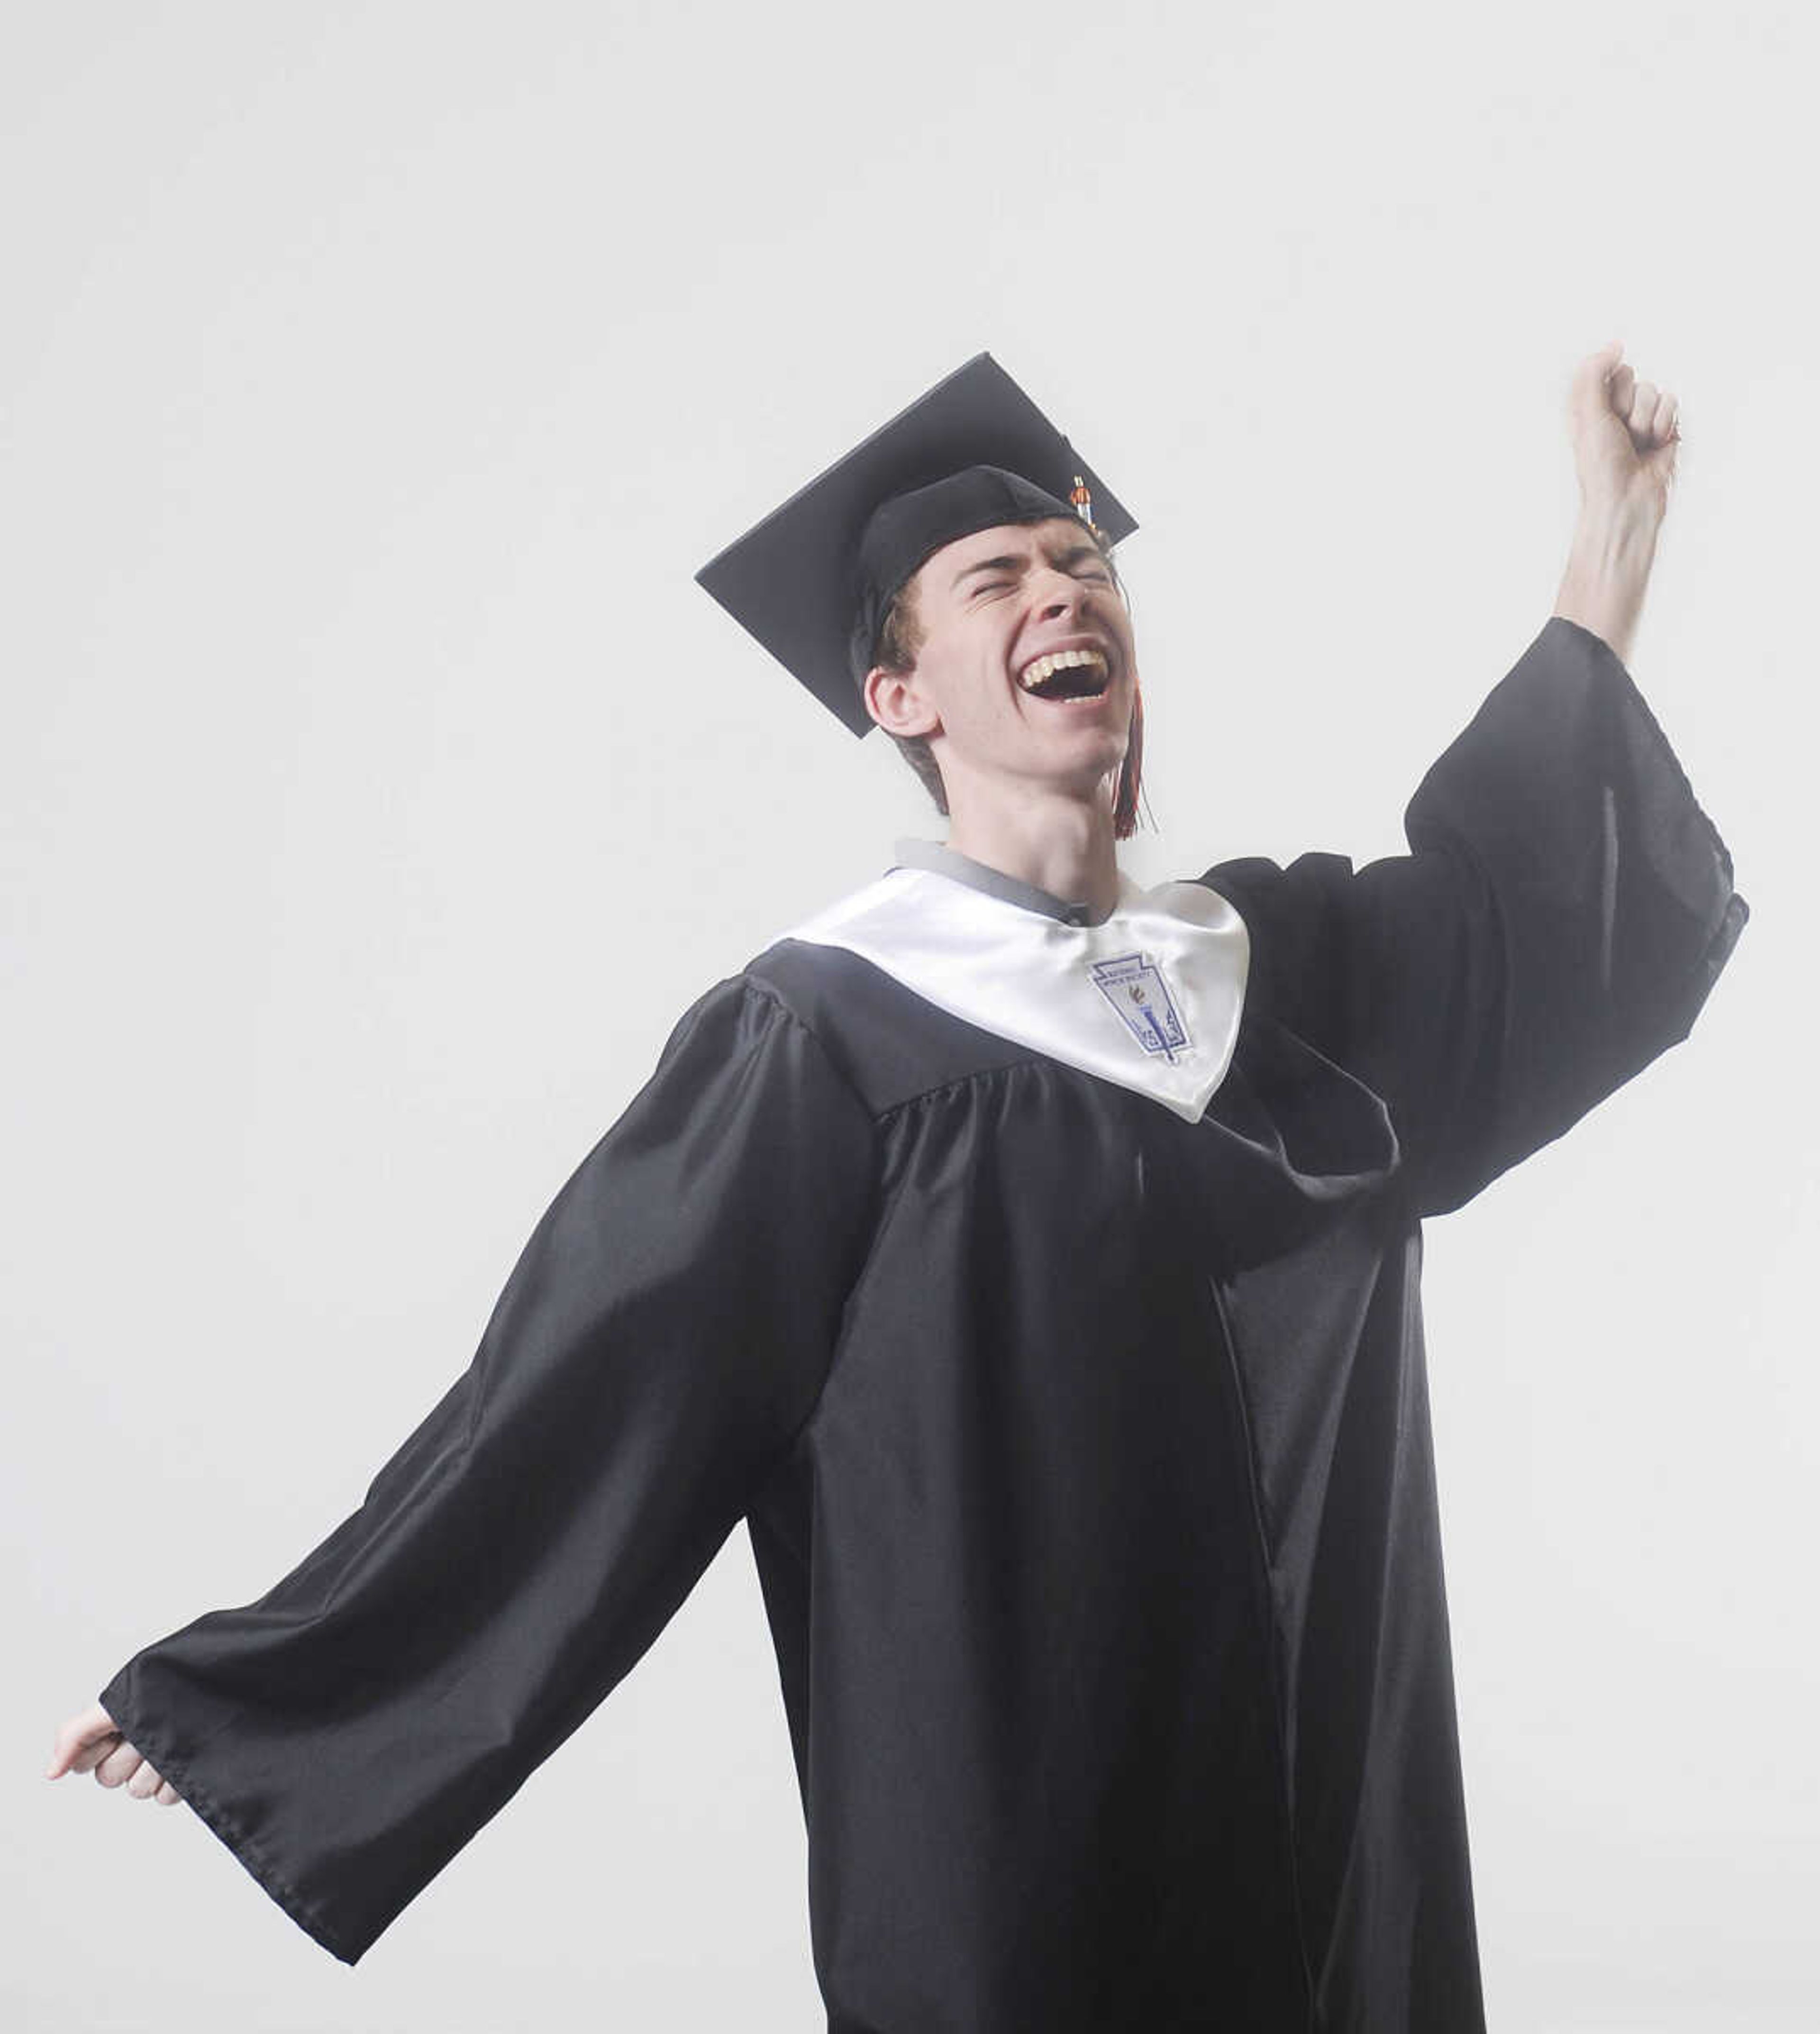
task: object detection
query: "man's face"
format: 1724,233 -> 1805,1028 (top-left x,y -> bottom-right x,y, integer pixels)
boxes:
865,517 -> 1139,814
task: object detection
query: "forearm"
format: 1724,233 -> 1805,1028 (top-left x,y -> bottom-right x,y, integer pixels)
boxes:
1551,501 -> 1661,667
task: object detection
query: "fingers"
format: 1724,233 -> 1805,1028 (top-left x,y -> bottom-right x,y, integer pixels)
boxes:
95,1739 -> 146,1788
46,1701 -> 119,1779
1622,378 -> 1680,449
100,1744 -> 179,1801
96,1737 -> 182,1803
66,1733 -> 121,1776
116,1751 -> 182,1805
1573,341 -> 1681,450
126,1759 -> 167,1800
48,1701 -> 182,1803
1569,339 -> 1626,418
1605,353 -> 1676,443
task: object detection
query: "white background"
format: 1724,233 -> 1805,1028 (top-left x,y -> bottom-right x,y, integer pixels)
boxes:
6,4 -> 1814,2029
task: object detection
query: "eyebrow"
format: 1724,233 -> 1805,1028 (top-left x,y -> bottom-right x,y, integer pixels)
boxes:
949,542 -> 1108,592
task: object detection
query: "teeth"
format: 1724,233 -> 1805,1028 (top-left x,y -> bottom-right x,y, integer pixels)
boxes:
1018,647 -> 1109,691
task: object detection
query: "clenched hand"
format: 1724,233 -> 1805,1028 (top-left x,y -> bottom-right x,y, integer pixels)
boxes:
1565,338 -> 1682,525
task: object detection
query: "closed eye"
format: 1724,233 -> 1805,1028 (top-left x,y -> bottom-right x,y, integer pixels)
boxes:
965,560 -> 1111,601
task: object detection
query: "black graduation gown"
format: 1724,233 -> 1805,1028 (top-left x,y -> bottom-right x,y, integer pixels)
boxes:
99,618 -> 1747,2031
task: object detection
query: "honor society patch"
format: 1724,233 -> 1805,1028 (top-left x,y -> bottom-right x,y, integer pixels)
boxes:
1089,951 -> 1191,1062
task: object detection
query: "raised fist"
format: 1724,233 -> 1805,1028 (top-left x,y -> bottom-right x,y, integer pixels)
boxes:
1565,339 -> 1682,524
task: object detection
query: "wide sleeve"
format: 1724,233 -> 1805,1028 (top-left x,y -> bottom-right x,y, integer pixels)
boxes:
98,975 -> 879,1964
1200,616 -> 1749,1218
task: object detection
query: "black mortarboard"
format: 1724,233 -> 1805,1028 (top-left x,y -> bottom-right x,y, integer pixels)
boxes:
695,353 -> 1137,737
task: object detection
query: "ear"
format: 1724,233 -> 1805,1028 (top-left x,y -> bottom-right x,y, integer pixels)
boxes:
863,663 -> 942,739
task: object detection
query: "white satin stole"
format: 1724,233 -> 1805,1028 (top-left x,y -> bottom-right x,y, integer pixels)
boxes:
779,867 -> 1250,1123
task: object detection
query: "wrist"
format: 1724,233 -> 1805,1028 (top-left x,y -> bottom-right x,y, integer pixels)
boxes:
1552,502 -> 1660,666
1567,494 -> 1663,565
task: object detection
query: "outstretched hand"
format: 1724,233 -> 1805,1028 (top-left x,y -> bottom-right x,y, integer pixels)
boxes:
1565,339 -> 1681,525
46,1701 -> 182,1806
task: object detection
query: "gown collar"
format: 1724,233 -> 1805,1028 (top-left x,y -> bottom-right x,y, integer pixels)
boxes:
888,837 -> 1101,926
780,857 -> 1250,1123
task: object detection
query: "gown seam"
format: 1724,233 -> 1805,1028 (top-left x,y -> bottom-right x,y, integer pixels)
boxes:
869,1056 -> 1052,1122
745,962 -> 1053,1125
739,974 -> 888,1125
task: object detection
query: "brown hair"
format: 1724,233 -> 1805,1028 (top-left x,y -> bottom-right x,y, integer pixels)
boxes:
871,526 -> 1147,839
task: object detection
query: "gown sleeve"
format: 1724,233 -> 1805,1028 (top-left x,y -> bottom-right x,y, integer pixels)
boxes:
97,975 -> 879,1964
1200,616 -> 1749,1218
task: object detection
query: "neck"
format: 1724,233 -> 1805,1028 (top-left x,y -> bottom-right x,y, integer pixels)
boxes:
942,784 -> 1122,921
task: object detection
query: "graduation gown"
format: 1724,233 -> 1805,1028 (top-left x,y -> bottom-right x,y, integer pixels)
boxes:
99,618 -> 1747,2031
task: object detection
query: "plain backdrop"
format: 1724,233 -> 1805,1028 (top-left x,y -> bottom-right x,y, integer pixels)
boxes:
5,4 -> 1814,2030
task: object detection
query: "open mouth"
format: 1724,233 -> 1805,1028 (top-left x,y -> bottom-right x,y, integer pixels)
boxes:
1016,647 -> 1111,701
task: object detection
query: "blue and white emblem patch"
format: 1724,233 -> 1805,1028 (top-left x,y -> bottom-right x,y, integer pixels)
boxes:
1089,950 -> 1192,1062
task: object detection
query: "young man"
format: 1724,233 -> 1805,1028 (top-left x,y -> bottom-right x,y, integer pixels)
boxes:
51,347 -> 1746,2031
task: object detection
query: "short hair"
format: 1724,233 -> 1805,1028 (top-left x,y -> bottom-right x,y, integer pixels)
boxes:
871,522 -> 1145,839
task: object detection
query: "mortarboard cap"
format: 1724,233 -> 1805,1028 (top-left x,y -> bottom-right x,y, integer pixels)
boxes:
695,353 -> 1137,738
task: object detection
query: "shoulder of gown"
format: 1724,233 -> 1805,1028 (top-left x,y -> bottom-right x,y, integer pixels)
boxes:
745,937 -> 1045,1117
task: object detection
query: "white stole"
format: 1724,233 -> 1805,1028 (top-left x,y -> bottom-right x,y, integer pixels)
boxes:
780,867 -> 1249,1123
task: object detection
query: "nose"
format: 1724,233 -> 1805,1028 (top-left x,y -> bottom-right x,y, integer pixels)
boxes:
1034,568 -> 1089,621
